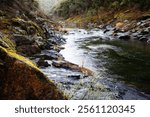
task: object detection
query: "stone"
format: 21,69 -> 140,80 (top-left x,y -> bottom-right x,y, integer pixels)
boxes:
0,46 -> 67,100
118,35 -> 130,40
52,60 -> 93,76
68,75 -> 81,80
37,58 -> 51,67
140,29 -> 149,35
103,29 -> 110,33
17,44 -> 41,56
12,34 -> 34,46
34,50 -> 64,60
139,37 -> 148,42
48,36 -> 66,45
115,22 -> 125,29
137,15 -> 150,21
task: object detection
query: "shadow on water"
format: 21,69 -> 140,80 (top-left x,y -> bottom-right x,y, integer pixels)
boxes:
107,40 -> 150,94
83,38 -> 150,98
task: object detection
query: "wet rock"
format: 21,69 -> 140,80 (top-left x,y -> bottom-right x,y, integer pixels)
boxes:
13,27 -> 27,35
0,46 -> 67,100
12,34 -> 34,46
137,15 -> 150,21
140,29 -> 149,35
118,34 -> 130,40
115,22 -> 125,30
42,50 -> 64,60
44,42 -> 64,52
17,44 -> 41,56
34,50 -> 64,60
68,75 -> 81,80
137,22 -> 142,26
52,60 -> 93,76
33,36 -> 45,47
37,58 -> 51,68
147,38 -> 150,43
11,17 -> 45,37
139,37 -> 149,42
27,26 -> 37,35
48,36 -> 66,45
103,29 -> 110,33
141,22 -> 150,28
52,60 -> 79,70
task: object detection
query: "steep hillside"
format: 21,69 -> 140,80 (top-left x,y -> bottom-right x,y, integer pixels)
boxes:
56,0 -> 150,18
55,0 -> 150,27
0,0 -> 67,99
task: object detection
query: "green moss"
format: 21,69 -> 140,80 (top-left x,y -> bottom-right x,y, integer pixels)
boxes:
0,36 -> 16,51
0,46 -> 41,72
11,17 -> 44,37
27,21 -> 44,36
1,18 -> 10,24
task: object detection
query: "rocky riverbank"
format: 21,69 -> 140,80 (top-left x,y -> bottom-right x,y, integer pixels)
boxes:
100,15 -> 150,43
0,0 -> 69,99
0,0 -> 94,100
64,14 -> 150,44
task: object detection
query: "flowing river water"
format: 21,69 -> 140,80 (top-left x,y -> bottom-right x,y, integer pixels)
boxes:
41,28 -> 150,100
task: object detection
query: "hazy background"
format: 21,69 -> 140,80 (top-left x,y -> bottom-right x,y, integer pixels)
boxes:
36,0 -> 64,14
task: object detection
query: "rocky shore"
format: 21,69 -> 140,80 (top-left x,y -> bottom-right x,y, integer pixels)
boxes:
0,0 -> 93,100
97,15 -> 150,43
0,0 -> 68,99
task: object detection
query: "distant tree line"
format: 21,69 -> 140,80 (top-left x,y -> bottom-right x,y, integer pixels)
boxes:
55,0 -> 150,18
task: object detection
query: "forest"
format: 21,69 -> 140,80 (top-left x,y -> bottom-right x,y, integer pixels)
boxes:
55,0 -> 150,18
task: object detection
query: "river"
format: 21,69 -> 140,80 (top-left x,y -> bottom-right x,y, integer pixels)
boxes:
41,28 -> 150,100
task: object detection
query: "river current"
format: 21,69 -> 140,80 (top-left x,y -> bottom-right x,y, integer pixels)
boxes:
41,28 -> 150,100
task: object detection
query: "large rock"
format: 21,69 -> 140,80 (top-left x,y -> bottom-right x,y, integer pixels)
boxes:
37,58 -> 51,68
0,46 -> 67,100
52,60 -> 94,76
48,36 -> 66,45
34,50 -> 64,60
12,34 -> 35,46
119,35 -> 130,40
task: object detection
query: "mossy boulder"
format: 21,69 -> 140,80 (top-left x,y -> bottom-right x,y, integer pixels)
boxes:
0,46 -> 67,99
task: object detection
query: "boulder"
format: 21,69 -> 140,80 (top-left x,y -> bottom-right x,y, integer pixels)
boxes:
115,22 -> 125,30
52,60 -> 94,76
34,50 -> 64,60
140,29 -> 149,35
0,46 -> 67,100
52,60 -> 79,70
68,75 -> 81,80
137,15 -> 150,21
12,34 -> 34,46
17,44 -> 41,56
37,58 -> 51,68
48,36 -> 66,45
139,37 -> 149,42
119,35 -> 130,40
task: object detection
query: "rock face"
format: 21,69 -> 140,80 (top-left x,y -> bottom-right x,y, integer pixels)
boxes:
0,46 -> 66,100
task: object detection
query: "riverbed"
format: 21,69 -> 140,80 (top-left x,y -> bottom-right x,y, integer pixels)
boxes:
41,28 -> 150,100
